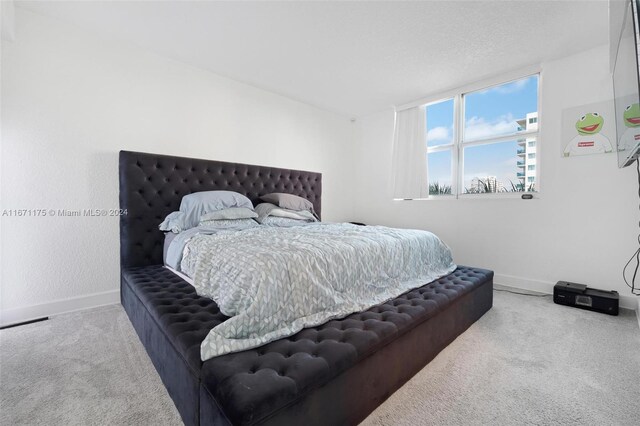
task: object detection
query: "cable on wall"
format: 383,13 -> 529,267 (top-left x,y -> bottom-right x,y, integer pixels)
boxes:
493,288 -> 550,298
622,158 -> 640,296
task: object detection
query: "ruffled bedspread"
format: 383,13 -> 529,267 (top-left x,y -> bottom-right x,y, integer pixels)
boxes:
182,223 -> 456,361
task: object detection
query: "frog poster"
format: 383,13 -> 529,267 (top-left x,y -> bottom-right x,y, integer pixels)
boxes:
562,100 -> 615,157
614,94 -> 640,157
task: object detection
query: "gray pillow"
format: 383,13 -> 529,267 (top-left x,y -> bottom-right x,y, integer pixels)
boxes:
179,191 -> 253,230
259,193 -> 316,216
200,207 -> 258,221
159,211 -> 187,233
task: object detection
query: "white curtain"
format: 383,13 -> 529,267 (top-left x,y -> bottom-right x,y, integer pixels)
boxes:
391,106 -> 427,199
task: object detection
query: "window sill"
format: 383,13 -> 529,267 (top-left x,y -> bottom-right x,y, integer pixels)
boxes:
457,192 -> 540,201
395,192 -> 540,201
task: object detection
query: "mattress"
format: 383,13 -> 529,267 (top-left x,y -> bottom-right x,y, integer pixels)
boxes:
121,264 -> 493,425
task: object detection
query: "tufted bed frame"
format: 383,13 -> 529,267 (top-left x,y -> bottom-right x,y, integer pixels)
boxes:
119,150 -> 494,426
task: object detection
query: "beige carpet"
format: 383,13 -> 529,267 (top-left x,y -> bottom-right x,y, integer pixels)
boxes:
1,290 -> 639,425
0,304 -> 182,426
363,290 -> 640,425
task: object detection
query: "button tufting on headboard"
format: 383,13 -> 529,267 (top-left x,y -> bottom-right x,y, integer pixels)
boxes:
119,151 -> 322,268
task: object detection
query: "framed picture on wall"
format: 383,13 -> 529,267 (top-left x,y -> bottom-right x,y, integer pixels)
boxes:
561,100 -> 615,157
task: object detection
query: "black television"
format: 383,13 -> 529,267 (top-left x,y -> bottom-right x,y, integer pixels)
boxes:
613,0 -> 640,168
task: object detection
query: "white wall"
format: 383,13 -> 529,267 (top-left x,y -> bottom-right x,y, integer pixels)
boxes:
353,44 -> 640,309
609,0 -> 628,72
0,9 -> 355,324
2,8 -> 637,326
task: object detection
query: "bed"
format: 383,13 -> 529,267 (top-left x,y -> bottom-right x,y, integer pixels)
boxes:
119,150 -> 493,426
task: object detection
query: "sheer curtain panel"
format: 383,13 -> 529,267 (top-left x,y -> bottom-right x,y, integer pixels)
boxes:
391,106 -> 427,199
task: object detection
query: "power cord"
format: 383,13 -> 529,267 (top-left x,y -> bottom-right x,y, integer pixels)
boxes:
622,158 -> 640,296
493,288 -> 550,298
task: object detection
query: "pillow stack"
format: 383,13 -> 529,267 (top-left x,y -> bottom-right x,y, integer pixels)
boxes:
255,193 -> 318,226
159,190 -> 257,233
158,191 -> 319,232
199,207 -> 258,229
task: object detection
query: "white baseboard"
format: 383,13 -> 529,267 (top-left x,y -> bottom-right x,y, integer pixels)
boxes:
2,276 -> 638,329
0,289 -> 119,328
493,273 -> 639,311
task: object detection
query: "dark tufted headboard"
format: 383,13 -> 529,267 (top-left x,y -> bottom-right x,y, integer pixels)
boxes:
119,151 -> 322,268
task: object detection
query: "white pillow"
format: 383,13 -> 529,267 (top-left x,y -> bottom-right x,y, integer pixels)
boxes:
269,207 -> 315,221
254,203 -> 318,223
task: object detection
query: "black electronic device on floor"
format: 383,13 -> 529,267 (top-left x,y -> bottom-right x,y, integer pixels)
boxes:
553,281 -> 619,315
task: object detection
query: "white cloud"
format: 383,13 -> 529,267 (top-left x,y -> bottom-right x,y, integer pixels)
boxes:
427,126 -> 451,143
464,114 -> 519,141
493,78 -> 528,94
476,77 -> 530,96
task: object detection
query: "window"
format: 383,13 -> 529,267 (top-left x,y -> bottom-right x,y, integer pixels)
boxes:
425,74 -> 539,196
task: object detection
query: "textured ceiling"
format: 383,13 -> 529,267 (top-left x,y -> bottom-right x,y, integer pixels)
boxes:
17,0 -> 609,117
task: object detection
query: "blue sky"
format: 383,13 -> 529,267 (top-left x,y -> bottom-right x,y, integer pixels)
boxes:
426,75 -> 538,190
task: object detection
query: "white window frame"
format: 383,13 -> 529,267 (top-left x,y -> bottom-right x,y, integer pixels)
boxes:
400,66 -> 542,200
